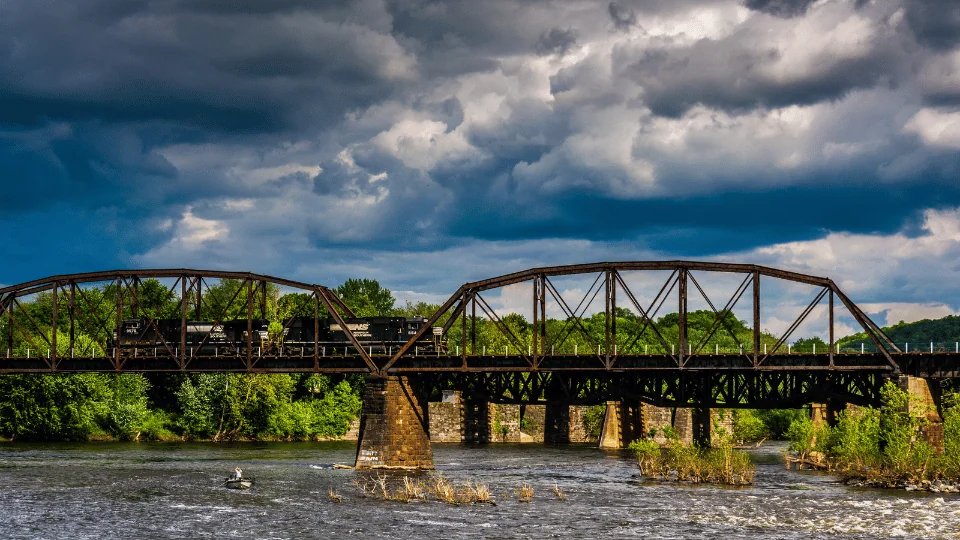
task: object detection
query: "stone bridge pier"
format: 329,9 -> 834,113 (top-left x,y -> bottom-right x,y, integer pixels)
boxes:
355,376 -> 434,469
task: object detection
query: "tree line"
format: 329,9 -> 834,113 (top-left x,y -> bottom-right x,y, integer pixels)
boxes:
3,277 -> 960,442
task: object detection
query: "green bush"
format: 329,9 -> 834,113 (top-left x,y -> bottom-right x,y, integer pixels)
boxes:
786,382 -> 955,483
139,410 -> 179,441
732,409 -> 767,442
628,439 -> 661,475
583,405 -> 606,439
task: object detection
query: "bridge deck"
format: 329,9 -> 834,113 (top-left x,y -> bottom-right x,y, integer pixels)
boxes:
2,352 -> 957,377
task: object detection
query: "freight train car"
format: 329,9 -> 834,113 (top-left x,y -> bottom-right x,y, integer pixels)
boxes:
113,316 -> 441,356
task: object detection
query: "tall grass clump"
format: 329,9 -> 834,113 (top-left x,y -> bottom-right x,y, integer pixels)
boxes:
629,425 -> 755,486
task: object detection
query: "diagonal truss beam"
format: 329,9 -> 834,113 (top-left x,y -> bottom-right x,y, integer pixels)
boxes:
689,272 -> 750,355
613,270 -> 678,364
760,287 -> 829,365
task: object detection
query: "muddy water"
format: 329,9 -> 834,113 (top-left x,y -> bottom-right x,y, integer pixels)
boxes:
0,441 -> 957,539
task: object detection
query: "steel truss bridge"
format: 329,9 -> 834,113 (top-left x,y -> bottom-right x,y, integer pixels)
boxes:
1,262 -> 957,408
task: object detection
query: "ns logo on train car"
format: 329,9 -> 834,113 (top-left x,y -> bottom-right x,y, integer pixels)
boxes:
330,322 -> 372,338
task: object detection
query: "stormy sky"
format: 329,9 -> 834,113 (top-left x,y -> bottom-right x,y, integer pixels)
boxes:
2,0 -> 960,331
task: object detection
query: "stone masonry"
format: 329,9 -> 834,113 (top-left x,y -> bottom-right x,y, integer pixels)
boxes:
428,390 -> 462,442
428,398 -> 596,444
355,376 -> 434,469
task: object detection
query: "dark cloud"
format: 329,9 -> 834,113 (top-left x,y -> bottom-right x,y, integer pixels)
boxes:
743,0 -> 816,18
536,28 -> 579,56
617,12 -> 904,116
608,2 -> 637,30
1,0 -> 960,304
0,1 -> 411,133
904,0 -> 960,51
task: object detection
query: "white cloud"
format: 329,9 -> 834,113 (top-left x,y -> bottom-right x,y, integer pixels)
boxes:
902,108 -> 960,149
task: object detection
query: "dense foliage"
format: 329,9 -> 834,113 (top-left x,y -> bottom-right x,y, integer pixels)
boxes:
786,382 -> 960,482
838,315 -> 960,351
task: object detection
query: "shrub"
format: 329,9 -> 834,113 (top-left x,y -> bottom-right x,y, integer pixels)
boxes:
628,439 -> 662,475
732,409 -> 767,442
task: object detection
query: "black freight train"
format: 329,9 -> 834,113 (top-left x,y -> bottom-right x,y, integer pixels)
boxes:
113,316 -> 443,356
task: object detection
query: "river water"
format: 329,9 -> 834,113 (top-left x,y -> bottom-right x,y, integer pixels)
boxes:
0,441 -> 957,539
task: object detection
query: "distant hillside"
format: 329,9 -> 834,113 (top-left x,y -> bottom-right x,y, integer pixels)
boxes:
838,315 -> 960,349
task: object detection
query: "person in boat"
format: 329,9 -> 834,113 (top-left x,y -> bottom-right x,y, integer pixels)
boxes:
230,467 -> 242,481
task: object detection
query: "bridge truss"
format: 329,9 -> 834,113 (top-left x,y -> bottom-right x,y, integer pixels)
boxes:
0,263 -> 957,408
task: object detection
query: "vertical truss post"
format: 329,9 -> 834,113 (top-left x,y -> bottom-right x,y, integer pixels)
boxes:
611,270 -> 617,364
532,277 -> 539,359
6,295 -> 13,355
260,280 -> 267,319
753,271 -> 760,367
246,279 -> 253,369
69,282 -> 76,353
51,284 -> 58,369
116,277 -> 123,368
605,269 -> 612,367
195,278 -> 202,321
539,277 -> 546,358
829,289 -> 835,368
132,277 -> 141,319
471,295 -> 477,355
313,292 -> 320,369
180,277 -> 188,368
462,291 -> 468,367
678,267 -> 688,366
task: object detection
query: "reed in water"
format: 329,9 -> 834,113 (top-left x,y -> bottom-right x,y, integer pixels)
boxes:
629,427 -> 755,486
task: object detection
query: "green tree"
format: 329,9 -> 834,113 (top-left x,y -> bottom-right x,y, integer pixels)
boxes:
336,279 -> 395,317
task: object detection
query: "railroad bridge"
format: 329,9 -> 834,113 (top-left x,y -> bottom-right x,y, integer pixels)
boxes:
1,262 -> 956,468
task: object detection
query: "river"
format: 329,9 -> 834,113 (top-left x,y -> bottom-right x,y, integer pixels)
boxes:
0,441 -> 956,539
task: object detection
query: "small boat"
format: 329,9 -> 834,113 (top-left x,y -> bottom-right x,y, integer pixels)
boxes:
224,478 -> 254,490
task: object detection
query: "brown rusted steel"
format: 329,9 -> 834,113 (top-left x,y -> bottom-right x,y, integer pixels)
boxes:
760,287 -> 829,364
457,261 -> 833,292
316,286 -> 378,373
829,290 -> 835,368
245,279 -> 253,370
753,271 -> 760,367
380,285 -> 464,373
0,262 -> 918,381
313,292 -> 320,370
542,276 -> 604,363
472,292 -> 535,369
0,269 -> 329,298
462,290 -> 468,368
832,287 -> 899,370
688,271 -> 749,354
187,277 -> 249,368
541,273 -> 603,354
181,277 -> 189,369
613,271 -> 677,363
51,284 -> 58,370
678,267 -> 688,367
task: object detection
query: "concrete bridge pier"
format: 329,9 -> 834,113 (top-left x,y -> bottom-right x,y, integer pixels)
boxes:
598,401 -> 643,449
899,376 -> 944,452
811,401 -> 845,427
355,376 -> 434,469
